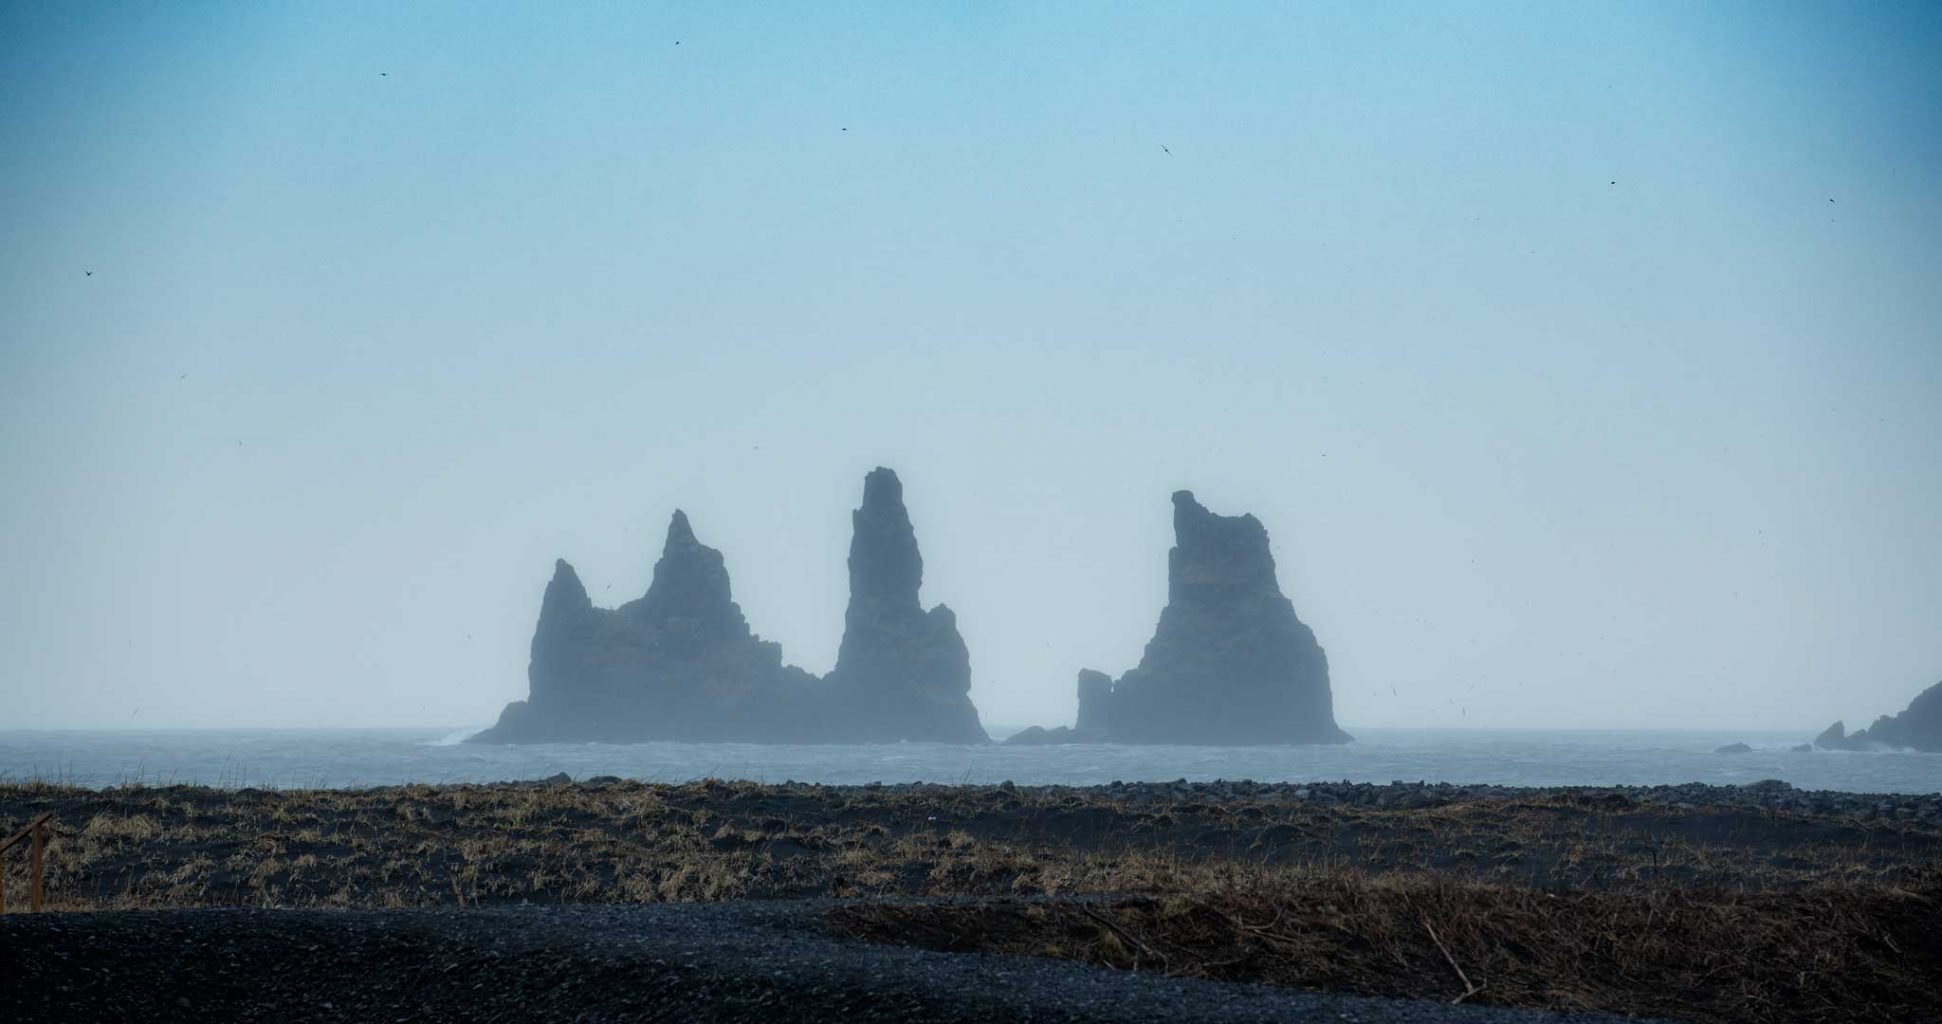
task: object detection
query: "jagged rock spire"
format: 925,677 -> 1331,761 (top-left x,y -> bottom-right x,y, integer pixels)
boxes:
529,558 -> 594,685
472,472 -> 992,746
635,509 -> 740,632
1167,490 -> 1279,600
826,467 -> 988,743
847,467 -> 923,606
1096,490 -> 1349,745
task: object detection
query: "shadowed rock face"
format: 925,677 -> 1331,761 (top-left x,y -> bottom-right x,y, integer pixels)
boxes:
473,512 -> 816,744
1074,669 -> 1112,738
822,468 -> 989,743
1082,491 -> 1350,746
1817,681 -> 1942,752
474,469 -> 987,745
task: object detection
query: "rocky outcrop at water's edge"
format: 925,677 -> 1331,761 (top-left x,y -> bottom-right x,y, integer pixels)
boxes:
1055,491 -> 1351,746
1815,680 -> 1942,752
473,468 -> 988,745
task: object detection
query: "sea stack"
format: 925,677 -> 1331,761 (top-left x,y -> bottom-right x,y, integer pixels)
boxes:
822,468 -> 989,743
1080,491 -> 1350,745
1815,680 -> 1942,752
473,469 -> 989,745
472,511 -> 816,743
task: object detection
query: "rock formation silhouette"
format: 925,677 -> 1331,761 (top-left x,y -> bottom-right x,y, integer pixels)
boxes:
1815,680 -> 1942,752
473,469 -> 988,745
1074,491 -> 1350,745
821,468 -> 988,743
473,512 -> 815,743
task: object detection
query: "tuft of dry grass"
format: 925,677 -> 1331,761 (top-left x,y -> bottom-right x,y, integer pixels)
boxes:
3,778 -> 1939,911
829,877 -> 1942,1024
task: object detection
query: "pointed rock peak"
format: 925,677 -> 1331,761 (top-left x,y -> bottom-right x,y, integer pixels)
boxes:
664,509 -> 697,550
539,558 -> 592,620
862,467 -> 905,510
1172,490 -> 1221,540
632,509 -> 742,633
847,467 -> 922,606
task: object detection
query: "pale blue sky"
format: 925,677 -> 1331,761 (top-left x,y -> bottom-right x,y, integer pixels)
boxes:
2,1 -> 1937,732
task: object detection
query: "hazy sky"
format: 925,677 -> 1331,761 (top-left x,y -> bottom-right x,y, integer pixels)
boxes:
3,2 -> 1938,733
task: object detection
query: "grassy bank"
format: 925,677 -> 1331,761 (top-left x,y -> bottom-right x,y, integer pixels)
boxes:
4,777 -> 1939,1022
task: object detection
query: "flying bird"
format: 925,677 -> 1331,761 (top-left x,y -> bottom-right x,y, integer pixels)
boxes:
85,271 -> 93,276
1161,145 -> 1171,155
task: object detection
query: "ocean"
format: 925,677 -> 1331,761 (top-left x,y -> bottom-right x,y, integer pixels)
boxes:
3,727 -> 1939,794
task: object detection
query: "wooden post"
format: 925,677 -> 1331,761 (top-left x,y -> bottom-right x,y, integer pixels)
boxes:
0,813 -> 56,914
30,823 -> 44,912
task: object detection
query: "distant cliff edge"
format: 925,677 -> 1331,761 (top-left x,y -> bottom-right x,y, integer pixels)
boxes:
1010,490 -> 1351,746
471,468 -> 988,745
1815,680 -> 1942,752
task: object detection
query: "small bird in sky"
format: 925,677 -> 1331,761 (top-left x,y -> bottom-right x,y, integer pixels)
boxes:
85,270 -> 93,276
379,72 -> 387,77
178,373 -> 187,380
1161,145 -> 1171,155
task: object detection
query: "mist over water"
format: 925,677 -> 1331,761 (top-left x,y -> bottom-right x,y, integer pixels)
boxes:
6,728 -> 1938,794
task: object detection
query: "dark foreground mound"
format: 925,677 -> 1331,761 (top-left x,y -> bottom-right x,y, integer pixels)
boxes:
1059,491 -> 1349,745
475,468 -> 987,744
1817,679 -> 1942,752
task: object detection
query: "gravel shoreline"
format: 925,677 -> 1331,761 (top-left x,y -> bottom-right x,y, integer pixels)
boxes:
983,777 -> 1942,821
0,901 -> 1666,1024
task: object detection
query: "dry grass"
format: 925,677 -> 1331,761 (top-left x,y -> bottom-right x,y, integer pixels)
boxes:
3,778 -> 1940,1021
831,877 -> 1942,1024
3,778 -> 1939,911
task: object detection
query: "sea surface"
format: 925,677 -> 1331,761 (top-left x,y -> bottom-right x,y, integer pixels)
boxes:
3,727 -> 1939,794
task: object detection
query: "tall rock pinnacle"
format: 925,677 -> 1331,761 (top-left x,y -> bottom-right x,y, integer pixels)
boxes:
824,467 -> 989,743
527,558 -> 594,698
1085,490 -> 1349,745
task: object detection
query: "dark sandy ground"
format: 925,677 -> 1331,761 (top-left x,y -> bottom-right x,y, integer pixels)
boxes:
3,777 -> 1937,1022
0,902 -> 1665,1024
